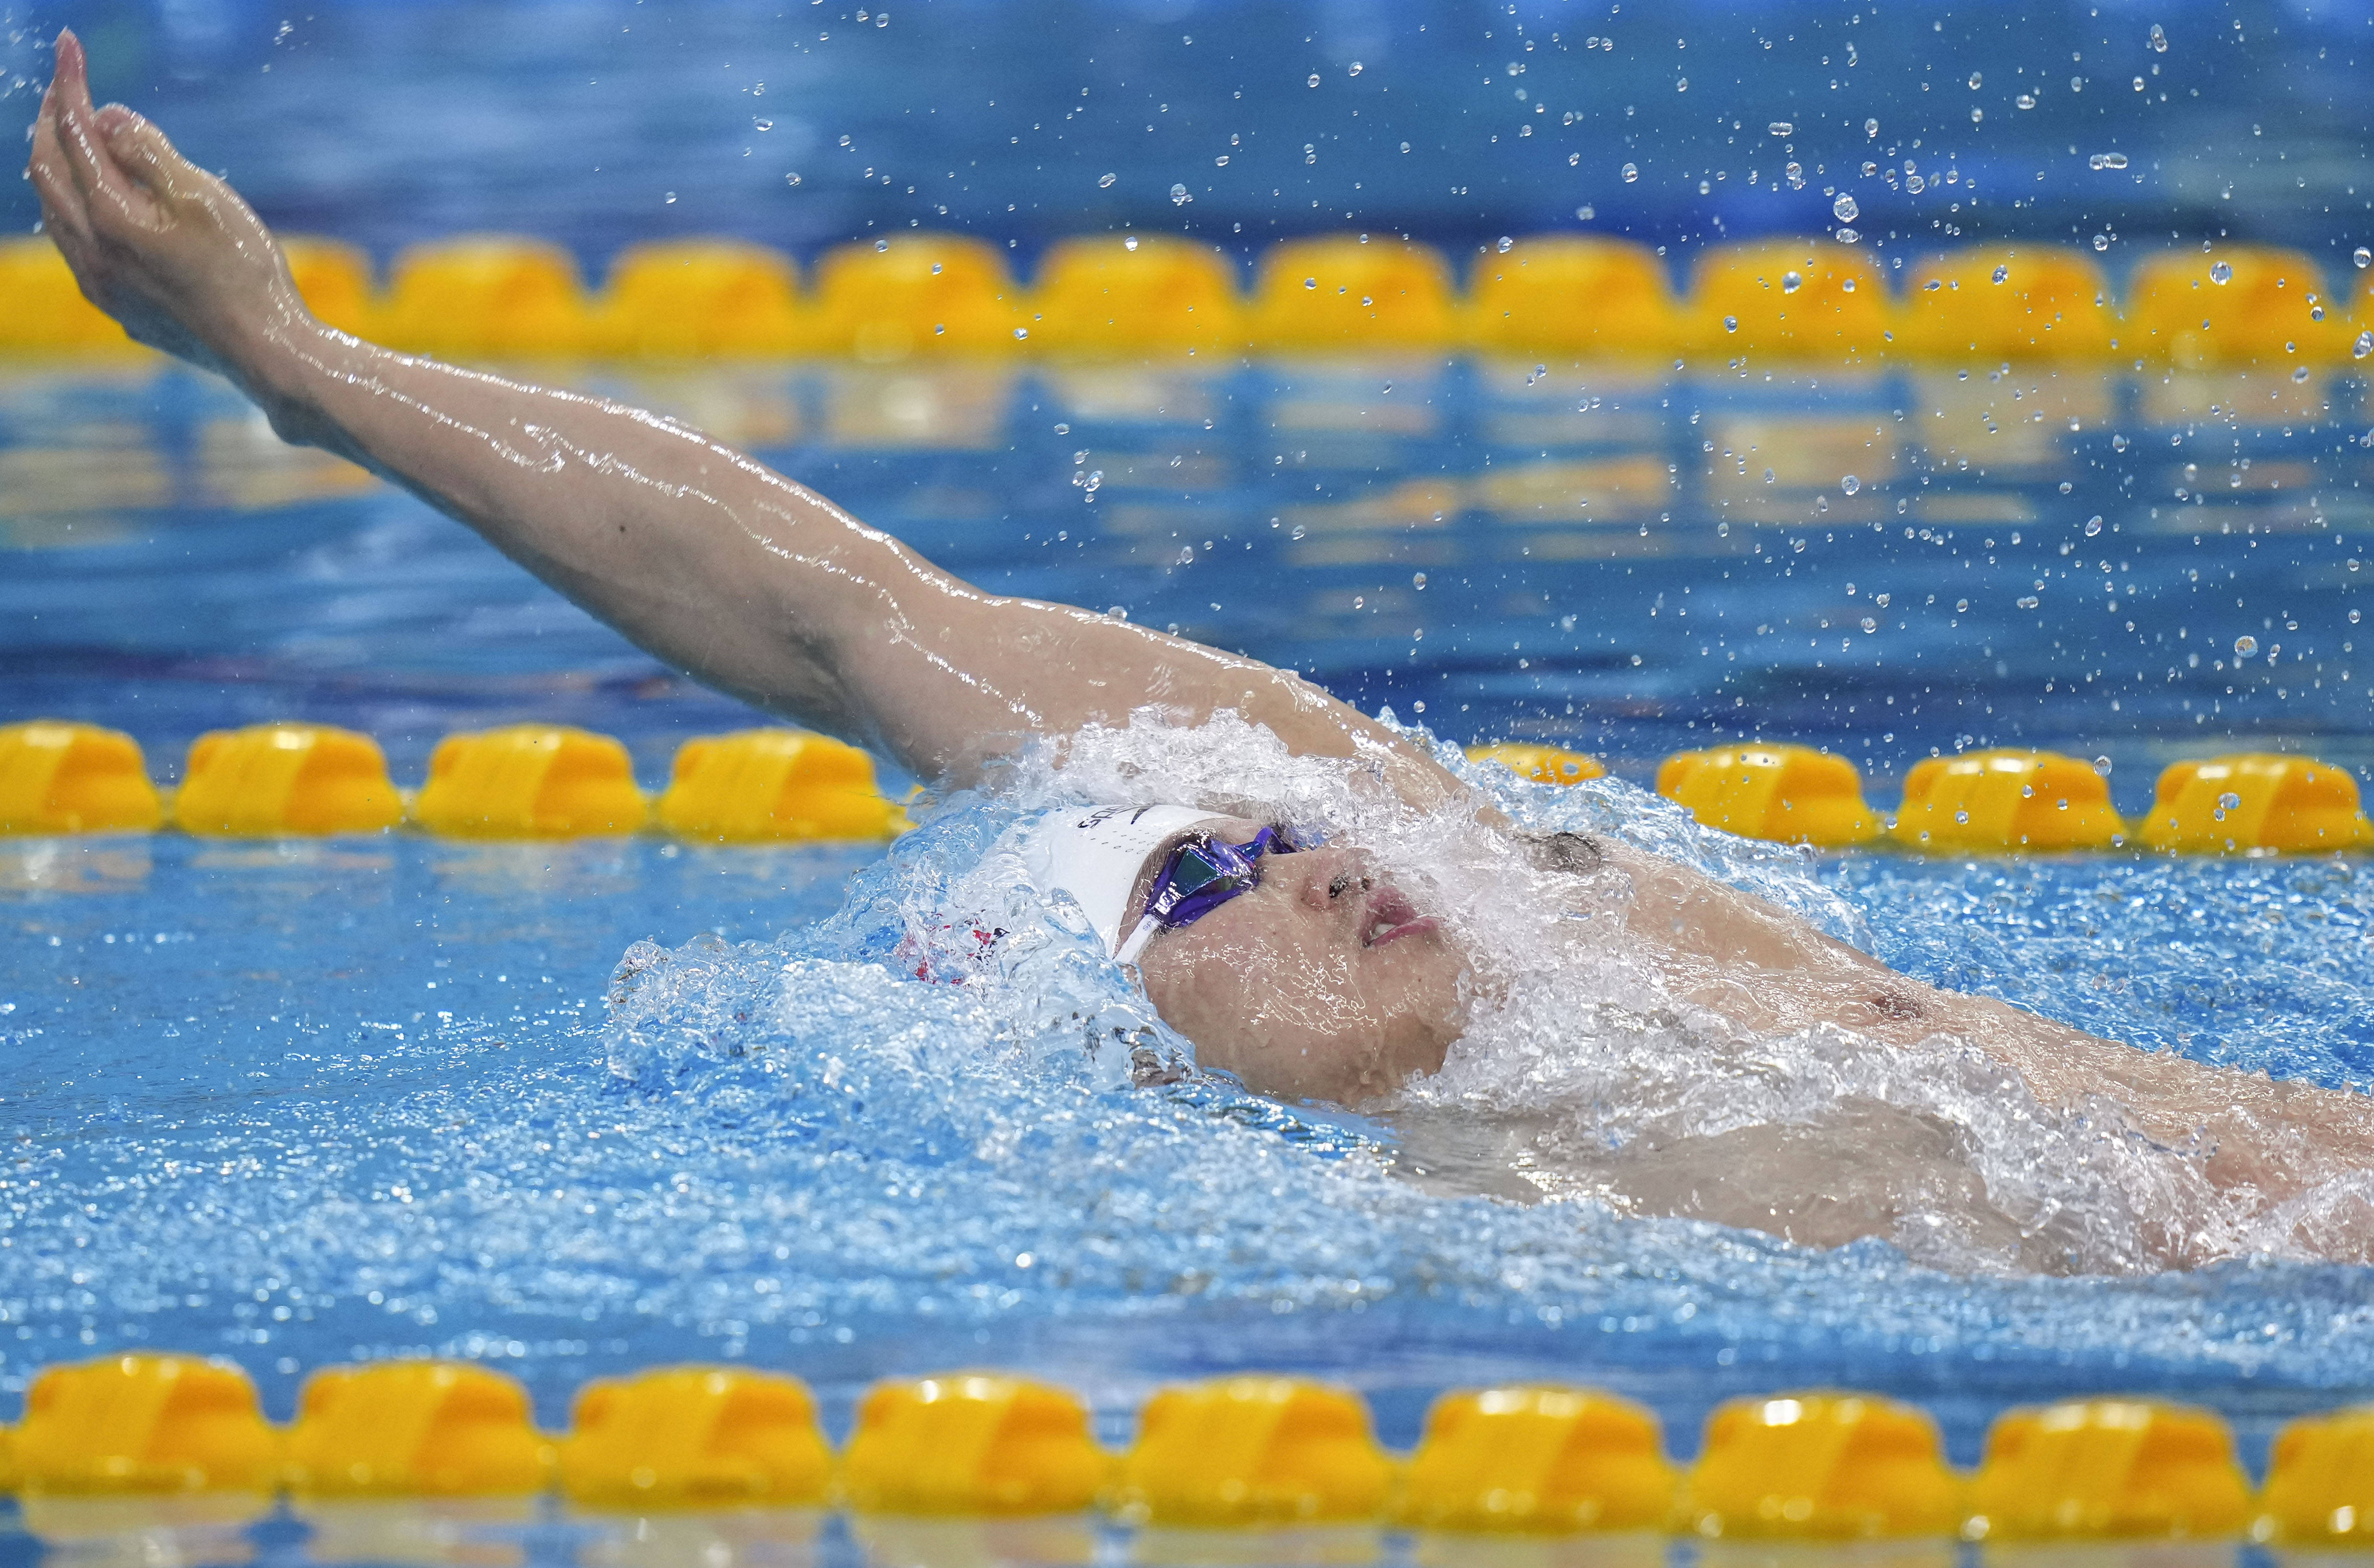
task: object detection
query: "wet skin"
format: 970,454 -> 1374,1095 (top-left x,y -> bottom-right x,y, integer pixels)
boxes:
1129,818 -> 1468,1105
25,30 -> 2374,1258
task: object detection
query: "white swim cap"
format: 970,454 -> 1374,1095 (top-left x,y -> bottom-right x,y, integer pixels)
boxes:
1012,803 -> 1225,958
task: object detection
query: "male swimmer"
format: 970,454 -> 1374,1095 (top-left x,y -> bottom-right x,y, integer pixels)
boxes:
26,32 -> 2374,1262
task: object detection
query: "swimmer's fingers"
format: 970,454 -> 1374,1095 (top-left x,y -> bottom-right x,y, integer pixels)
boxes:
28,88 -> 100,260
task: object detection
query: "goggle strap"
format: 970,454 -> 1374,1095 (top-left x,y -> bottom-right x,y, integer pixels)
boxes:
1115,912 -> 1162,969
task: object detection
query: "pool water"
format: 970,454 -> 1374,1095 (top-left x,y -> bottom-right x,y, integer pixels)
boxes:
6,351 -> 2374,1460
8,0 -> 2374,1553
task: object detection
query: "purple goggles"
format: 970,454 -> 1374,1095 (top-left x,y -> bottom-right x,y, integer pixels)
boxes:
1115,825 -> 1299,966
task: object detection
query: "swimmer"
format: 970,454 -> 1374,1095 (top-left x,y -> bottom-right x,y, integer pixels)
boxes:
28,33 -> 2373,1263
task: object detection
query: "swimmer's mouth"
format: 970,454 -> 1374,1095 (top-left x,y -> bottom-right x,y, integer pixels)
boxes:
1362,885 -> 1439,948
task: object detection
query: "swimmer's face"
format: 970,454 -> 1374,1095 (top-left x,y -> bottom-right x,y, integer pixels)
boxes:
1130,816 -> 1469,1107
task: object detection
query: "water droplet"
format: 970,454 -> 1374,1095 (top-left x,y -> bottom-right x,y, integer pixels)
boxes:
1768,120 -> 1794,136
2234,635 -> 2259,657
2355,330 -> 2374,359
1098,172 -> 1116,188
2209,260 -> 2234,284
1621,162 -> 1639,182
1106,605 -> 1127,619
1781,271 -> 1803,294
1124,235 -> 1139,251
1833,193 -> 1859,223
1840,474 -> 1861,495
1307,72 -> 1320,86
1412,572 -> 1428,590
2085,515 -> 2103,536
1169,182 -> 1191,205
1723,315 -> 1739,333
1992,264 -> 2010,284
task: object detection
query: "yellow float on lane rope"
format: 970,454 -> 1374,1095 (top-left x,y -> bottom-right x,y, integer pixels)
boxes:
657,729 -> 908,842
1890,749 -> 2126,852
285,1363 -> 551,1498
1963,1398 -> 2248,1541
1112,1375 -> 1393,1528
841,1373 -> 1108,1516
0,721 -> 162,835
1397,1385 -> 1675,1534
560,1366 -> 830,1510
2252,1404 -> 2374,1547
1466,743 -> 1606,787
15,1355 -> 280,1496
412,725 -> 647,839
2137,752 -> 2374,853
1683,1390 -> 1959,1540
173,724 -> 404,837
1657,744 -> 1882,847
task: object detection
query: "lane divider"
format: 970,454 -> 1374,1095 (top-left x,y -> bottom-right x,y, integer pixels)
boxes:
1,232 -> 2355,367
2,1354 -> 2369,1547
0,720 -> 906,844
1,721 -> 2363,853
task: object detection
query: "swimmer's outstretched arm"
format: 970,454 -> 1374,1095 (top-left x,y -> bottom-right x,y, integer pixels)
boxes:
26,33 -> 1458,804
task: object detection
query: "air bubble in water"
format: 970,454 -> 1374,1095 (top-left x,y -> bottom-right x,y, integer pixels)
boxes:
2357,247 -> 2373,269
2085,516 -> 2103,536
1723,316 -> 1739,333
2094,233 -> 2112,251
1782,271 -> 1803,294
1307,73 -> 1320,86
1769,121 -> 1794,136
2209,260 -> 2234,283
1348,61 -> 1362,75
1622,162 -> 1639,182
1864,117 -> 1880,137
1170,183 -> 1191,205
2149,23 -> 2168,50
1498,236 -> 1514,253
1841,475 -> 1861,495
2094,755 -> 2114,775
1992,264 -> 2010,284
1124,235 -> 1139,251
1098,172 -> 1116,188
2234,635 -> 2259,657
876,238 -> 890,251
1412,572 -> 1427,589
2355,331 -> 2374,360
2294,365 -> 2312,383
1013,327 -> 1029,340
1968,71 -> 1982,88
1833,193 -> 1859,223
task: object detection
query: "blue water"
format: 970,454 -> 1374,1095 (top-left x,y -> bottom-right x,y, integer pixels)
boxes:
6,1 -> 2374,1559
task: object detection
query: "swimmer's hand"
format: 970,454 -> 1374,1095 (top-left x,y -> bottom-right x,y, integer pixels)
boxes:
27,30 -> 314,386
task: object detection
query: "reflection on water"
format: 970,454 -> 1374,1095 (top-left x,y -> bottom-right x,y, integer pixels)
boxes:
6,358 -> 2372,799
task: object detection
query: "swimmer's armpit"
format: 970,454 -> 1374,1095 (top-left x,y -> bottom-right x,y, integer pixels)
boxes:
24,30 -> 1465,809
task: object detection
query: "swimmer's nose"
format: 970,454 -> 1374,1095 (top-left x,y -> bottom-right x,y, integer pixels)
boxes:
1289,844 -> 1373,911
